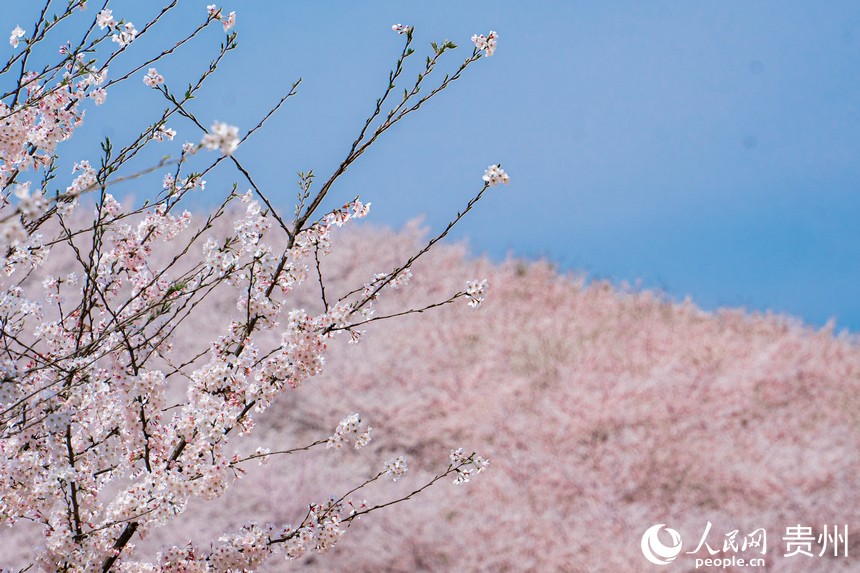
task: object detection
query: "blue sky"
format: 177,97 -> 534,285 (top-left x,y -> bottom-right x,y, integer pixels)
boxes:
6,2 -> 860,330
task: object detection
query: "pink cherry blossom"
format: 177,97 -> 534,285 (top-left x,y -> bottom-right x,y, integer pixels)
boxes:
0,6 -> 501,571
9,25 -> 24,48
143,68 -> 164,87
201,121 -> 240,155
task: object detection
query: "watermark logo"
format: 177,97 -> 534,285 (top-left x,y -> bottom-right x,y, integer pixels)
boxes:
639,521 -> 848,568
641,524 -> 683,565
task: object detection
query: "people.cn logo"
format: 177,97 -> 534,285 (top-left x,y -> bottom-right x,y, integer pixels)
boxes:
641,524 -> 683,566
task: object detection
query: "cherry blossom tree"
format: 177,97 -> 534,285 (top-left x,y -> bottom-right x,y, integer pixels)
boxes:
0,4 -> 500,571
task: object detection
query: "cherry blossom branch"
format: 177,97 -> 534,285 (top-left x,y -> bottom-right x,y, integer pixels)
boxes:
294,32 -> 475,235
229,438 -> 328,466
0,11 -> 502,571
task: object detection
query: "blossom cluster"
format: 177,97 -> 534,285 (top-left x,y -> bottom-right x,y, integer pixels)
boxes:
384,456 -> 409,482
144,68 -> 165,88
327,412 -> 373,449
449,448 -> 490,484
207,5 -> 237,31
482,164 -> 510,186
144,497 -> 351,570
0,50 -> 113,252
465,278 -> 490,308
97,9 -> 138,47
9,25 -> 24,48
471,30 -> 499,57
201,121 -> 240,155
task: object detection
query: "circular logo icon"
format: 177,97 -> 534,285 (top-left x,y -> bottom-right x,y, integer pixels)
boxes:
641,524 -> 683,566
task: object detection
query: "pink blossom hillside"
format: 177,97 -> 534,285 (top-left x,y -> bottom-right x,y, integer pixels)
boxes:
155,220 -> 860,572
4,219 -> 859,572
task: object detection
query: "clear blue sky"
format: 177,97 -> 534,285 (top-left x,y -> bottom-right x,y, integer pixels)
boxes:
6,2 -> 860,330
